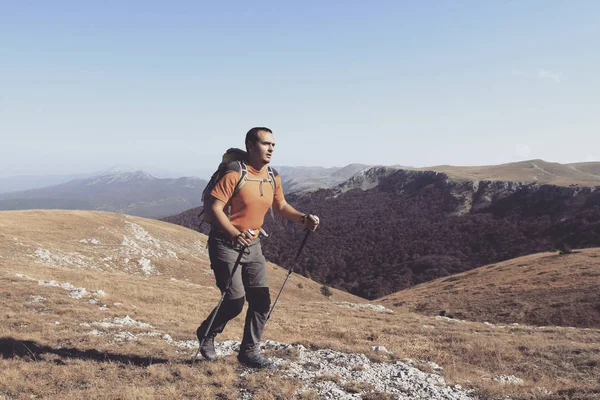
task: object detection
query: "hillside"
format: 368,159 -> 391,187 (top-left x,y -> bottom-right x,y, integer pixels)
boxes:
0,172 -> 207,218
568,162 -> 600,177
0,210 -> 355,303
378,248 -> 600,328
1,210 -> 598,399
275,163 -> 373,193
413,159 -> 600,186
167,168 -> 600,300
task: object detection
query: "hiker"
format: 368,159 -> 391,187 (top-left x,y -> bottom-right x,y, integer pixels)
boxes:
196,127 -> 320,368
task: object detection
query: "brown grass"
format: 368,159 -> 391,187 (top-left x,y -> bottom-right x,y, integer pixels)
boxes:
1,210 -> 599,399
410,159 -> 600,187
379,248 -> 600,329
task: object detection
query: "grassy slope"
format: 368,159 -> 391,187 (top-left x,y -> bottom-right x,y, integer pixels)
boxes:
411,159 -> 600,186
0,210 -> 598,399
378,248 -> 600,329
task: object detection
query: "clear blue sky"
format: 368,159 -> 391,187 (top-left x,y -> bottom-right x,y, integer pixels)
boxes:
1,1 -> 598,177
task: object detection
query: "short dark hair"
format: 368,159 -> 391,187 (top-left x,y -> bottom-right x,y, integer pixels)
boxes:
245,127 -> 272,152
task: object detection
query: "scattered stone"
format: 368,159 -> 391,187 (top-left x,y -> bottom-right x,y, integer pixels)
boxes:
338,302 -> 393,313
185,340 -> 474,399
371,346 -> 392,354
31,248 -> 94,269
138,257 -> 154,275
423,361 -> 444,372
79,238 -> 100,245
88,316 -> 154,329
15,273 -> 35,280
435,316 -> 462,323
69,288 -> 89,299
14,274 -> 106,301
492,375 -> 524,385
534,387 -> 552,396
113,331 -> 137,342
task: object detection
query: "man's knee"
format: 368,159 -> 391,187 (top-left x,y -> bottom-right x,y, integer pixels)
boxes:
223,296 -> 245,318
246,287 -> 271,314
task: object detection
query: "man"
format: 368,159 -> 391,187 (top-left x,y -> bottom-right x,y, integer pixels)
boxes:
196,127 -> 320,368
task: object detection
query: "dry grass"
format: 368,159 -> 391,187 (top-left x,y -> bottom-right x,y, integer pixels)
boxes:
410,159 -> 600,187
1,210 -> 599,399
379,248 -> 600,328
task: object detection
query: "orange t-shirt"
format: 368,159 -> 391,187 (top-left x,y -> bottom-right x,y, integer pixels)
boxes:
210,164 -> 285,232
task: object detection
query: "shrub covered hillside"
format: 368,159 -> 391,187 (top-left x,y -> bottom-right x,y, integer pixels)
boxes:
164,169 -> 600,300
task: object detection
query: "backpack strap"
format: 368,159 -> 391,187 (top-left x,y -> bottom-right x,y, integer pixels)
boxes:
221,160 -> 246,218
267,166 -> 277,192
232,161 -> 248,198
267,166 -> 278,220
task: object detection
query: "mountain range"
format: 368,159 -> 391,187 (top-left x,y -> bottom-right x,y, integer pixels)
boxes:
0,171 -> 207,218
165,160 -> 600,300
4,159 -> 599,219
0,163 -> 375,218
3,159 -> 600,298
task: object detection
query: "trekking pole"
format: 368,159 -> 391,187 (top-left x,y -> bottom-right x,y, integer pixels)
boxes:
190,231 -> 252,365
267,228 -> 312,320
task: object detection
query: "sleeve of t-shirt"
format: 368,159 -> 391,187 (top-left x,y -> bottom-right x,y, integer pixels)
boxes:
210,171 -> 239,204
273,175 -> 286,207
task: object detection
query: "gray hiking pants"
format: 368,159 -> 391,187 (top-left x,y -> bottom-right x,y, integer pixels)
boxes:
198,232 -> 271,353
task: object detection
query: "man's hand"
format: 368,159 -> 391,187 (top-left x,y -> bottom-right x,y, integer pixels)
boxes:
302,214 -> 320,232
232,229 -> 255,247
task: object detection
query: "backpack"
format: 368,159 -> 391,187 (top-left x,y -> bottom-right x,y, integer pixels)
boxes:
198,148 -> 277,228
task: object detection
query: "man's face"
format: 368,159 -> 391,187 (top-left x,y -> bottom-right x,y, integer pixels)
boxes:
249,130 -> 275,165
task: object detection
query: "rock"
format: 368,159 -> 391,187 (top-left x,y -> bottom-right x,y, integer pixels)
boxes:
205,340 -> 475,399
371,346 -> 392,354
492,375 -> 524,385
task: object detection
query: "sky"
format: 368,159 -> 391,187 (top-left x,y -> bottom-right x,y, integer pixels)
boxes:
1,1 -> 599,178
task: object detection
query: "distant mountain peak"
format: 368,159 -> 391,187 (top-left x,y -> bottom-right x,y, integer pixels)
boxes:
86,171 -> 156,186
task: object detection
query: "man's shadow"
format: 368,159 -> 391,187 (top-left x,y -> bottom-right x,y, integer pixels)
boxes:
0,337 -> 170,367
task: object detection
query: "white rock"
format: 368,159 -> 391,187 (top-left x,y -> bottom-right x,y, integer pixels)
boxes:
338,301 -> 393,313
371,346 -> 392,354
69,288 -> 89,299
187,340 -> 475,399
492,375 -> 524,385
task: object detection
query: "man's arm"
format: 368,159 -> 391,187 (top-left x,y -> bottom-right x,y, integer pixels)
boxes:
272,199 -> 319,231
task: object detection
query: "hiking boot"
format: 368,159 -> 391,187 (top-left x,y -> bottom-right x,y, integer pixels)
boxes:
237,351 -> 275,369
196,327 -> 217,361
